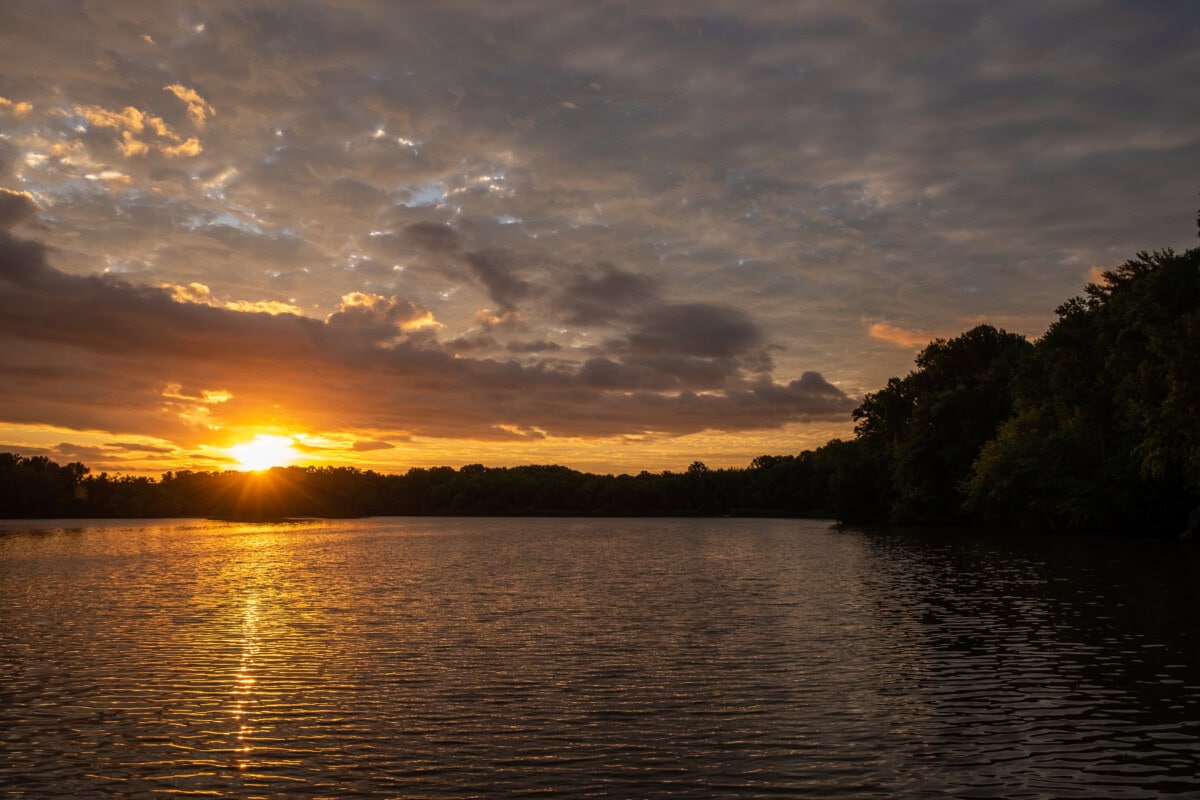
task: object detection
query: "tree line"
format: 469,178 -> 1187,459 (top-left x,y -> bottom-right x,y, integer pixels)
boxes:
2,221 -> 1198,534
0,453 -> 843,521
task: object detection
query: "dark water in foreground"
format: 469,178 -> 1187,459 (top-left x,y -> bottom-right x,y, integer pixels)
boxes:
1,518 -> 1199,799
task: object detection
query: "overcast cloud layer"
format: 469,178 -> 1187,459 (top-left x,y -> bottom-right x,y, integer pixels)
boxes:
1,1 -> 1197,473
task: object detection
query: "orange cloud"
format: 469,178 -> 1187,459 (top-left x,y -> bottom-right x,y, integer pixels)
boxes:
401,310 -> 442,332
49,141 -> 85,159
164,84 -> 215,127
866,321 -> 935,349
76,104 -> 167,137
332,292 -> 443,334
165,282 -> 215,304
0,96 -> 33,117
161,137 -> 203,157
118,131 -> 150,157
476,308 -> 524,329
225,299 -> 302,316
164,282 -> 301,316
75,102 -> 203,158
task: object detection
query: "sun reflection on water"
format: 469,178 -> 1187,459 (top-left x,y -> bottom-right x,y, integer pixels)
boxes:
232,592 -> 260,771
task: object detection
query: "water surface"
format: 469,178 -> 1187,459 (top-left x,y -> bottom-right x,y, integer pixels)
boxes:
2,518 -> 1198,798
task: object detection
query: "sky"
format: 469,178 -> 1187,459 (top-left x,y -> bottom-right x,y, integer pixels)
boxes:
1,1 -> 1198,476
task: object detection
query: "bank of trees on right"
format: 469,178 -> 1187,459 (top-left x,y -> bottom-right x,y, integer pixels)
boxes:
821,235 -> 1200,534
965,245 -> 1200,533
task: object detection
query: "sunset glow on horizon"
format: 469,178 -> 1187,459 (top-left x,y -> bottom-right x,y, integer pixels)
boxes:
0,3 -> 1196,477
227,435 -> 300,472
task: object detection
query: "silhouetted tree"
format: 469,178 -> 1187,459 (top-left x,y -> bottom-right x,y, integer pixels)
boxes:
967,244 -> 1200,533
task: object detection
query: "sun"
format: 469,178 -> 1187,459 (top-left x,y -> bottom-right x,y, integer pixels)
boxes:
228,434 -> 299,471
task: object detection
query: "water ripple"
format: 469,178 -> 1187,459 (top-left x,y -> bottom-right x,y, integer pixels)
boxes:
1,518 -> 1198,798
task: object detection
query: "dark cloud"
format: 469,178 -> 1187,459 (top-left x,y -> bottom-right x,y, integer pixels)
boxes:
54,442 -> 106,461
11,440 -> 178,470
396,223 -> 535,312
627,303 -> 763,359
495,425 -> 548,441
402,222 -> 462,254
445,333 -> 499,353
351,439 -> 395,452
324,292 -> 437,343
319,177 -> 385,209
578,355 -> 733,392
108,442 -> 176,454
506,339 -> 561,354
0,189 -> 39,230
558,265 -> 660,325
0,231 -> 853,442
463,249 -> 531,312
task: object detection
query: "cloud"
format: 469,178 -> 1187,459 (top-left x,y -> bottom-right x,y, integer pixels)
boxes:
108,441 -> 176,454
352,439 -> 395,452
402,222 -> 462,254
2,1 -> 1193,458
0,231 -> 855,444
627,303 -> 764,359
491,424 -> 547,441
445,333 -> 499,353
558,266 -> 660,325
165,282 -> 218,304
163,84 -> 215,128
1085,265 -> 1109,288
164,282 -> 301,316
0,189 -> 40,229
578,355 -> 736,392
0,97 -> 33,117
225,298 -> 303,315
506,339 -> 561,353
320,177 -> 385,209
77,104 -> 174,138
396,223 -> 534,312
161,138 -> 203,158
326,292 -> 442,339
118,132 -> 151,157
74,102 -> 202,159
866,322 -> 937,350
463,250 -> 531,312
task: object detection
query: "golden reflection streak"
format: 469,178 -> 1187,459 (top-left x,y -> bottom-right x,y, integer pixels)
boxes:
208,527 -> 324,779
232,589 -> 259,772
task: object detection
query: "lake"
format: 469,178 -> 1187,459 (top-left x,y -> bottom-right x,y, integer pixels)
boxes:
2,517 -> 1198,798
